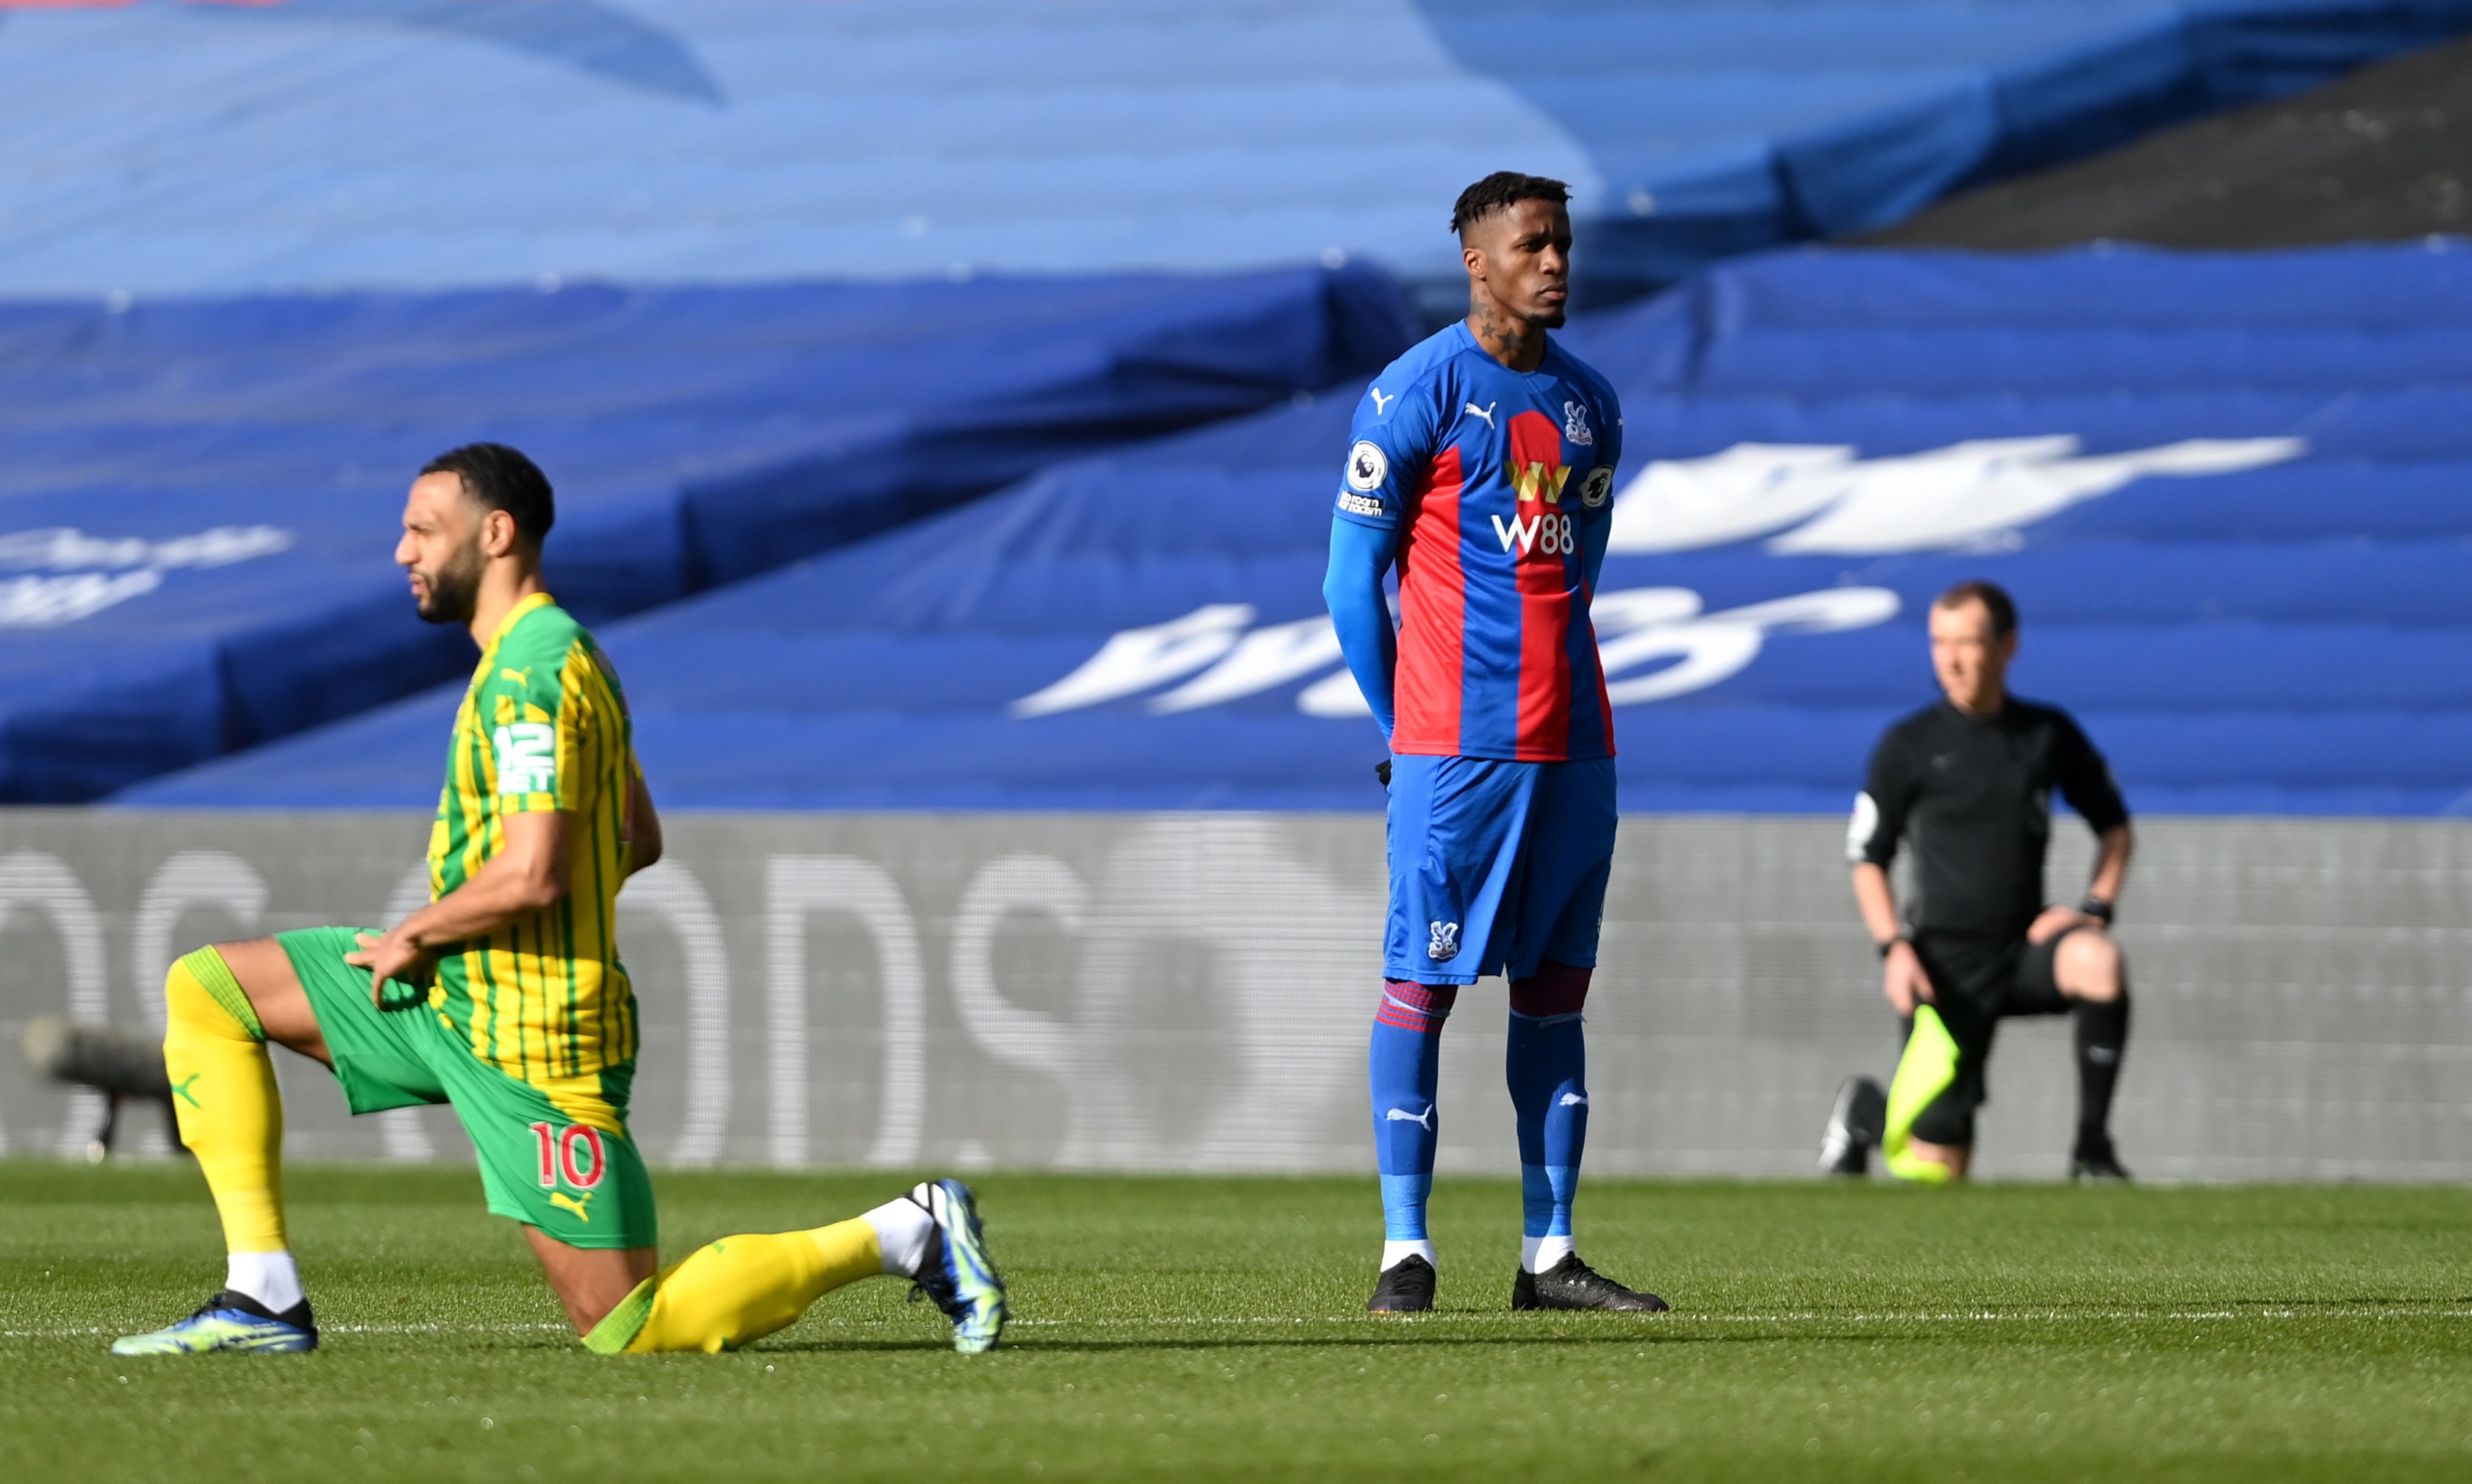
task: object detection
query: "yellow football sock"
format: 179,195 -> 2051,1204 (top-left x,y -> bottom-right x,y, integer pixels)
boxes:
589,1219 -> 884,1354
162,947 -> 290,1252
1882,1004 -> 1960,1186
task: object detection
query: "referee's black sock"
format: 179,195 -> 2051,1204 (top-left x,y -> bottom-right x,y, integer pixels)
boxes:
2071,986 -> 2129,1148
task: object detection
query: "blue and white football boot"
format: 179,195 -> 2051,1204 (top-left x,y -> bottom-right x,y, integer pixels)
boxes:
112,1291 -> 319,1355
905,1180 -> 1008,1354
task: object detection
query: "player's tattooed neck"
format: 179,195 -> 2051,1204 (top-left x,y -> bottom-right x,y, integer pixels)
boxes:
1469,298 -> 1542,370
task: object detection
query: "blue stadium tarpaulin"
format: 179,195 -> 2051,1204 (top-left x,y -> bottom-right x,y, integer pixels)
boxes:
0,266 -> 1415,800
3,1 -> 2469,307
132,240 -> 2472,817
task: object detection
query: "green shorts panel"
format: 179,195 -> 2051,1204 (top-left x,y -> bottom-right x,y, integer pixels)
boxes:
279,927 -> 658,1250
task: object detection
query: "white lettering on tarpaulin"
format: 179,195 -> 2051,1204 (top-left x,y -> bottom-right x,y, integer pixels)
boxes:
0,853 -> 111,1158
1017,586 -> 1901,719
1009,603 -> 1253,717
617,861 -> 733,1167
1605,436 -> 2305,554
133,851 -> 268,1027
0,526 -> 294,628
765,856 -> 925,1170
950,855 -> 1083,1086
1148,615 -> 1340,714
1068,816 -> 1379,1169
0,570 -> 162,626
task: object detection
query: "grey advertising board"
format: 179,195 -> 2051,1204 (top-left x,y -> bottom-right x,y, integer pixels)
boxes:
0,809 -> 2465,1182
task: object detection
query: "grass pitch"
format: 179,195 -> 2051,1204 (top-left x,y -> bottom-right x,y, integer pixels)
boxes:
4,1161 -> 2469,1482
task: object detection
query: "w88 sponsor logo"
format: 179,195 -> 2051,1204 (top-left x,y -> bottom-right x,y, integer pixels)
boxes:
1491,510 -> 1574,557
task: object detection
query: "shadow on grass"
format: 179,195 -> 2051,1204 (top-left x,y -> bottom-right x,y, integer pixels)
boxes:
756,1330 -> 1835,1355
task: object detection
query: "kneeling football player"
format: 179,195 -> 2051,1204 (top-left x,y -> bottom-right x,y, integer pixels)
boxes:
1822,581 -> 2135,1184
115,444 -> 1006,1357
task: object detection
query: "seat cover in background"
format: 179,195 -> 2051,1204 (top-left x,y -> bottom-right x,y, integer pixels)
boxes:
2,0 -> 2469,308
129,241 -> 2472,817
0,266 -> 1416,800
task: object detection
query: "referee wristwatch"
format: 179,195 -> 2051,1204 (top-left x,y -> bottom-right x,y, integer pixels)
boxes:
2077,895 -> 2115,925
1875,934 -> 1910,960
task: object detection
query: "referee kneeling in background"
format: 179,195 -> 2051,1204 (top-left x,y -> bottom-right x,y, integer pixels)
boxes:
1820,580 -> 2135,1183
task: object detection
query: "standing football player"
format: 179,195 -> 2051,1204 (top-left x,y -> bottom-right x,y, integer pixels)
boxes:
1820,580 -> 2135,1183
112,443 -> 1007,1357
1323,173 -> 1664,1314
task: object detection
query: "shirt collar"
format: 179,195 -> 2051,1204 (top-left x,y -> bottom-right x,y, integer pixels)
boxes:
481,590 -> 557,659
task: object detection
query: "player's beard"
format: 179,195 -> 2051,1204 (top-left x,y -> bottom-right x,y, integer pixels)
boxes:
414,540 -> 484,625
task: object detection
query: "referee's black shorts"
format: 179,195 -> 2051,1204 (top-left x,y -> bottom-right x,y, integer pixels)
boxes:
1906,927 -> 2082,1147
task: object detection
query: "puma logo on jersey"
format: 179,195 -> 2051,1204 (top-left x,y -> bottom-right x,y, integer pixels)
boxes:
1369,387 -> 1396,415
1385,1105 -> 1436,1132
1464,401 -> 1497,429
1558,1092 -> 1588,1108
549,1191 -> 593,1222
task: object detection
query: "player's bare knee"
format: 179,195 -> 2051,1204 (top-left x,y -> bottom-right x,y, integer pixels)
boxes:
526,1227 -> 653,1336
210,936 -> 332,1063
2058,930 -> 2124,1002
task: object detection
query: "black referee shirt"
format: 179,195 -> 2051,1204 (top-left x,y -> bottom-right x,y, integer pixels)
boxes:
1847,697 -> 2129,941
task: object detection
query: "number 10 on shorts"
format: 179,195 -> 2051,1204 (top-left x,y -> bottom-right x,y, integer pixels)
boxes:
530,1121 -> 606,1190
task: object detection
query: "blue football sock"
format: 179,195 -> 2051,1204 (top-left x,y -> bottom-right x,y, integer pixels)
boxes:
1508,963 -> 1591,1269
1369,980 -> 1455,1255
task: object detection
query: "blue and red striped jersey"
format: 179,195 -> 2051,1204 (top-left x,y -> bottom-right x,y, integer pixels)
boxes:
1333,321 -> 1623,761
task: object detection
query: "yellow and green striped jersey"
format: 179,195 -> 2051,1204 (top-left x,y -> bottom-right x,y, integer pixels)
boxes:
427,591 -> 640,1086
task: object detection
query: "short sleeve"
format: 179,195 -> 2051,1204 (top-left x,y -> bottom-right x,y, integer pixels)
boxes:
1848,729 -> 1916,867
2052,712 -> 2129,833
484,634 -> 606,816
480,654 -> 562,814
1335,370 -> 1441,531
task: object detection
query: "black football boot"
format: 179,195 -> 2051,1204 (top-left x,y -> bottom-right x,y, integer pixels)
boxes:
1512,1255 -> 1669,1313
1367,1255 -> 1437,1313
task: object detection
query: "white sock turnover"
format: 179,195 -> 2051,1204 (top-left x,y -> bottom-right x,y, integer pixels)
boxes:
1382,1239 -> 1436,1271
1522,1234 -> 1575,1275
226,1250 -> 304,1313
864,1197 -> 934,1277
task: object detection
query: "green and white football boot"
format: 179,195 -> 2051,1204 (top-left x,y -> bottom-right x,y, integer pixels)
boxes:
905,1180 -> 1008,1354
111,1291 -> 319,1355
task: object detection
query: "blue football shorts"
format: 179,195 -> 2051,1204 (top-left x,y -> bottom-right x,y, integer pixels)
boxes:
1383,754 -> 1617,986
